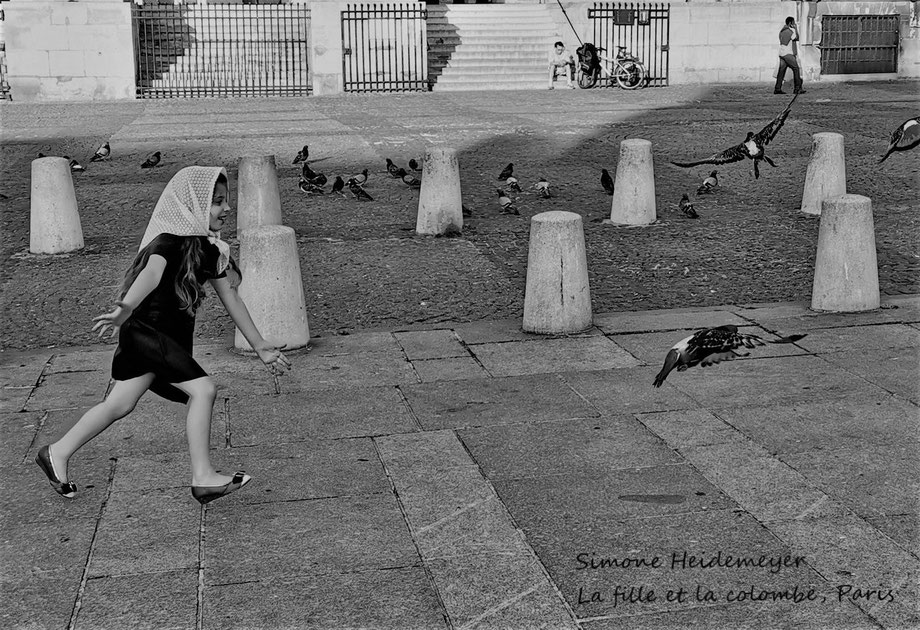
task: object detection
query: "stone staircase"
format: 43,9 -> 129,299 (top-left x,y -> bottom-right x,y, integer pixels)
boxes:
427,4 -> 559,91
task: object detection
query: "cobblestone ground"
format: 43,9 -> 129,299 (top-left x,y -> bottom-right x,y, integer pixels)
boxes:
1,82 -> 917,351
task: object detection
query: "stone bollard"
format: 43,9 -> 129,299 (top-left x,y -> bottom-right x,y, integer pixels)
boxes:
234,225 -> 309,351
416,147 -> 463,235
801,132 -> 846,216
237,156 -> 283,233
811,194 -> 879,312
30,157 -> 84,254
610,139 -> 656,225
523,211 -> 592,334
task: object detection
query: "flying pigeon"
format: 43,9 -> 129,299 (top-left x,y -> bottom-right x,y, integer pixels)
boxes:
506,176 -> 523,192
298,177 -> 324,194
65,157 -> 85,173
671,93 -> 799,179
302,162 -> 318,181
678,193 -> 699,219
879,117 -> 920,163
402,173 -> 421,188
141,151 -> 161,169
498,163 -> 513,181
292,145 -> 309,165
697,170 -> 718,194
386,158 -> 407,178
409,158 -> 421,172
90,142 -> 110,162
331,176 -> 345,194
353,168 -> 369,185
601,168 -> 615,195
347,178 -> 373,201
653,325 -> 806,387
534,177 -> 551,198
497,189 -> 518,215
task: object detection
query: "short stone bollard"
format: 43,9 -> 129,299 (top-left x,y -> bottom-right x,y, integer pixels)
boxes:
416,147 -> 463,235
610,139 -> 656,225
234,225 -> 309,351
801,132 -> 846,216
30,157 -> 84,254
811,194 -> 879,312
237,156 -> 283,232
523,211 -> 592,334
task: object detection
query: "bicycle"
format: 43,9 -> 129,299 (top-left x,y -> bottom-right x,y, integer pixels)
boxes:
577,45 -> 647,90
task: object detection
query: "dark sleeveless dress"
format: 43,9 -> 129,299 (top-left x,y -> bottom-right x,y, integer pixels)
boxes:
111,233 -> 225,403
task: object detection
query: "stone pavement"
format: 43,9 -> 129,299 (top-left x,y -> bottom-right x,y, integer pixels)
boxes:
2,296 -> 918,630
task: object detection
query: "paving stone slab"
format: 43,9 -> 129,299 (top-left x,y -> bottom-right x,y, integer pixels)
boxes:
521,509 -> 828,620
679,441 -> 848,524
0,574 -> 82,630
636,409 -> 748,449
758,307 -> 920,333
713,398 -> 920,456
768,513 -> 920,629
453,318 -> 546,345
308,331 -> 402,355
23,370 -> 111,412
593,308 -> 747,334
202,568 -> 448,630
459,415 -> 682,480
0,459 -> 108,526
0,350 -> 49,388
819,346 -> 920,403
493,464 -> 734,530
427,552 -> 578,630
865,514 -> 919,558
203,494 -> 419,584
110,451 -> 190,494
278,350 -> 420,390
88,487 -> 198,578
412,356 -> 491,382
0,386 -> 33,413
560,368 -> 701,415
727,300 -> 812,321
1,511 -> 96,582
471,336 -> 641,377
46,347 -> 113,374
228,386 -> 417,444
792,323 -> 920,354
779,443 -> 920,520
395,329 -> 469,360
376,429 -> 475,475
401,374 -> 599,430
77,569 -> 198,630
0,411 -> 41,466
213,440 -> 390,504
663,355 -> 884,409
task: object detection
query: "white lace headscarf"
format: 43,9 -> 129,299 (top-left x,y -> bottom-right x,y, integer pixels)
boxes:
139,166 -> 231,274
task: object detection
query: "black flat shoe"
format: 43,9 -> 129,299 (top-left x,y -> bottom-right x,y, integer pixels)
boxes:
35,445 -> 77,498
774,90 -> 787,94
794,89 -> 807,94
191,472 -> 251,505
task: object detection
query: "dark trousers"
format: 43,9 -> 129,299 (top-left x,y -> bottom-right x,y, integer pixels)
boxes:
774,54 -> 802,92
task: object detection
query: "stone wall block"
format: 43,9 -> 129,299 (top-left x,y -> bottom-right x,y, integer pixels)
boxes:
6,50 -> 51,78
49,50 -> 86,78
51,5 -> 89,27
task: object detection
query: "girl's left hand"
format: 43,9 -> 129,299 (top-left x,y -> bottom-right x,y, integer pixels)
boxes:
255,342 -> 291,374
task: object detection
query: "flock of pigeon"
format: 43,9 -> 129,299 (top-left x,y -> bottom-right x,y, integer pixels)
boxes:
292,145 -> 424,203
39,142 -> 162,173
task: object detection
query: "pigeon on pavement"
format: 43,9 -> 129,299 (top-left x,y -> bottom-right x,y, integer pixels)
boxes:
534,177 -> 551,198
506,176 -> 523,192
65,157 -> 85,172
299,178 -> 324,194
90,142 -> 110,162
879,117 -> 920,163
697,170 -> 719,194
601,168 -> 615,195
348,178 -> 373,201
497,163 -> 513,180
497,189 -> 518,215
679,193 -> 699,218
409,158 -> 421,172
141,151 -> 161,169
402,173 -> 421,188
292,145 -> 309,165
331,176 -> 345,194
353,168 -> 369,185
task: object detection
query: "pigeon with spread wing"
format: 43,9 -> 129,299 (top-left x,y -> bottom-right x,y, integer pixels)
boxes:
878,117 -> 920,164
671,94 -> 799,179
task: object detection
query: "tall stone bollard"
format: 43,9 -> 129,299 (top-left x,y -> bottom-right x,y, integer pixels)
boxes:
416,147 -> 463,235
30,157 -> 84,254
237,156 -> 283,233
811,194 -> 879,312
523,211 -> 592,334
234,225 -> 310,351
801,132 -> 846,216
610,139 -> 656,225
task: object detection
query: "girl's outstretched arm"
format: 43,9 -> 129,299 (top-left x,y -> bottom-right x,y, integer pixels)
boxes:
210,277 -> 291,371
93,254 -> 167,338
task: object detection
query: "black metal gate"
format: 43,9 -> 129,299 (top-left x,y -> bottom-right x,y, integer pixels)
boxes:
820,15 -> 899,74
341,3 -> 427,92
588,2 -> 670,87
132,3 -> 310,98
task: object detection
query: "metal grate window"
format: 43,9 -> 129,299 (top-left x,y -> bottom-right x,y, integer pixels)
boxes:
820,15 -> 899,75
341,3 -> 428,93
132,3 -> 310,98
588,2 -> 670,87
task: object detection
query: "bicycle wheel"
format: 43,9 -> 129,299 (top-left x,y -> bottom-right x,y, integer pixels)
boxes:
578,68 -> 598,89
615,61 -> 645,90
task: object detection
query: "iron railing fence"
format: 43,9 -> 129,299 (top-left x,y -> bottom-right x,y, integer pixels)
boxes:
588,2 -> 670,87
132,3 -> 310,98
820,15 -> 899,74
341,3 -> 427,93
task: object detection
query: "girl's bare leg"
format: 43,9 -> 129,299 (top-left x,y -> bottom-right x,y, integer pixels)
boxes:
172,376 -> 235,487
50,373 -> 156,482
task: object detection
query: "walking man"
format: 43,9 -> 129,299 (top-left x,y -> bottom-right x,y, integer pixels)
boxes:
774,16 -> 805,95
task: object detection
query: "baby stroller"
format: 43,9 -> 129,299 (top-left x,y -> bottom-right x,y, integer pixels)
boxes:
576,42 -> 602,89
